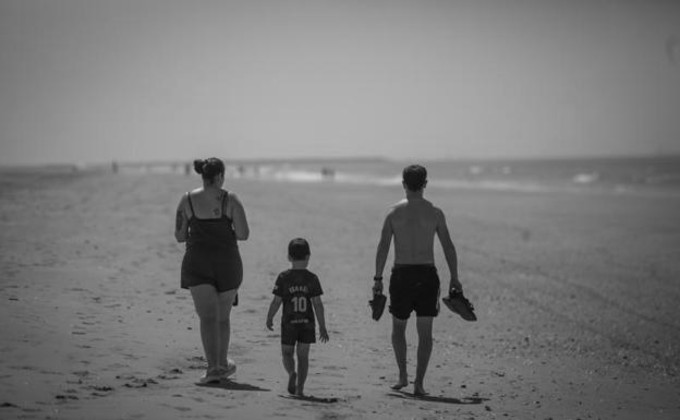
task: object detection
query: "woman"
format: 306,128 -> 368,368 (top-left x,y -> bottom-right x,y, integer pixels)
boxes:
175,157 -> 250,383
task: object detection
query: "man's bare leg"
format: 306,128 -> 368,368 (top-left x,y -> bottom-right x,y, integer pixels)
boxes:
391,316 -> 409,390
414,316 -> 434,396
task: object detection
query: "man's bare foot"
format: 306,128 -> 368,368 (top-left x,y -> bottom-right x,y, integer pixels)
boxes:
391,379 -> 408,390
413,383 -> 428,397
287,372 -> 297,395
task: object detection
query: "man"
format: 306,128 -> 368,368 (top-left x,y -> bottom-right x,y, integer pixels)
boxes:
373,164 -> 463,396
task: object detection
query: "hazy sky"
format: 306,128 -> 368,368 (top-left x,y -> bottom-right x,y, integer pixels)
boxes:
1,0 -> 679,165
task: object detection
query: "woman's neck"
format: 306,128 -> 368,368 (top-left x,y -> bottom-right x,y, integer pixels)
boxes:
202,183 -> 221,193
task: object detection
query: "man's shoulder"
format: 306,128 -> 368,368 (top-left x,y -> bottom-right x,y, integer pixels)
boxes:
392,198 -> 408,208
387,199 -> 408,214
430,202 -> 443,213
390,198 -> 439,213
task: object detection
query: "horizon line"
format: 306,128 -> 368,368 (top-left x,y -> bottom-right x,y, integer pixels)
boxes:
2,152 -> 680,170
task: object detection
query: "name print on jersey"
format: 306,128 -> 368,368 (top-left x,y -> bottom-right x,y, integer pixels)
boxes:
288,285 -> 309,294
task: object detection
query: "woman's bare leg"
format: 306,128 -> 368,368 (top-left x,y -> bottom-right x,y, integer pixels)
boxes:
216,288 -> 238,368
190,285 -> 220,372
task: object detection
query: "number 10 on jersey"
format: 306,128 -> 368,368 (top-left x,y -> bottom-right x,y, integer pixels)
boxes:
291,296 -> 307,312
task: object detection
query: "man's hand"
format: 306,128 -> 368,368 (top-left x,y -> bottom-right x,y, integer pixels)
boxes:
449,277 -> 463,294
266,317 -> 274,331
372,279 -> 384,295
319,327 -> 329,343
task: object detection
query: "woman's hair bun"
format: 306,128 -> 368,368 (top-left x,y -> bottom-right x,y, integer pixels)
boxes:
192,157 -> 225,182
193,159 -> 206,175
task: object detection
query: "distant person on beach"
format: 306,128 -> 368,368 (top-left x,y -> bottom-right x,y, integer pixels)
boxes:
266,238 -> 329,396
373,164 -> 464,396
175,157 -> 250,384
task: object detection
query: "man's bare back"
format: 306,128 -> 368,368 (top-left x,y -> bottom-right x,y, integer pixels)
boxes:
386,197 -> 442,265
374,174 -> 461,293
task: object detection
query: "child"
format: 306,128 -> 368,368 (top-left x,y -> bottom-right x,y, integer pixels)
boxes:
266,238 -> 329,396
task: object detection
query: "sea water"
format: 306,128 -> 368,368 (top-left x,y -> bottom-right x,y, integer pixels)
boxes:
225,156 -> 680,196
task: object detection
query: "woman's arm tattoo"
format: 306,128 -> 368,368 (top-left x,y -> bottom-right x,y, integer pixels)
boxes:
175,210 -> 185,232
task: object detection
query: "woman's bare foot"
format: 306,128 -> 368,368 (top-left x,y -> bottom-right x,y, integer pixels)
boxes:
218,359 -> 236,380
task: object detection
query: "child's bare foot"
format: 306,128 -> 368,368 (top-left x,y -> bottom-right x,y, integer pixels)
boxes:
391,378 -> 408,390
287,372 -> 297,395
295,384 -> 304,397
199,367 -> 221,384
413,383 -> 428,397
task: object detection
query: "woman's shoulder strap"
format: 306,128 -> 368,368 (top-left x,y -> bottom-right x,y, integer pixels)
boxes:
221,190 -> 230,217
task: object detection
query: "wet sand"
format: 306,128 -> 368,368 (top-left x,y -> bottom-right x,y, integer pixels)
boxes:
1,169 -> 679,419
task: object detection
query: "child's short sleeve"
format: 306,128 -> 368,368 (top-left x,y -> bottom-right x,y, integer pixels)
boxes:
273,273 -> 285,297
309,273 -> 323,297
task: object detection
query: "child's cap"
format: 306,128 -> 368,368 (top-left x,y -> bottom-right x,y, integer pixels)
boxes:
288,238 -> 311,260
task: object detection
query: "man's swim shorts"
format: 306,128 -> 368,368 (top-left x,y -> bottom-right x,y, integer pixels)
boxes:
388,264 -> 440,319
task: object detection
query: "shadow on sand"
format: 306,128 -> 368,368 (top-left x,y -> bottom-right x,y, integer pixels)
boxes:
388,390 -> 488,405
195,380 -> 270,392
279,394 -> 339,404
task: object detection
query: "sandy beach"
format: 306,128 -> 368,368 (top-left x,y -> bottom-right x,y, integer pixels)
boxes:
1,168 -> 679,420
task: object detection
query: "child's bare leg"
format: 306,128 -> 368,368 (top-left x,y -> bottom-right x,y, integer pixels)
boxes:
295,343 -> 310,396
282,344 -> 296,394
391,316 -> 409,390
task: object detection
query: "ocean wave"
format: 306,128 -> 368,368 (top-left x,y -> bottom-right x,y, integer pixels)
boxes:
572,172 -> 599,184
432,179 -> 551,193
239,167 -> 560,193
273,170 -> 326,183
225,157 -> 680,196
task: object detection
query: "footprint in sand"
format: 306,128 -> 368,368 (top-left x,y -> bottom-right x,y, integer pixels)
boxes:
157,368 -> 184,380
166,405 -> 192,413
55,394 -> 79,401
118,375 -> 159,388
